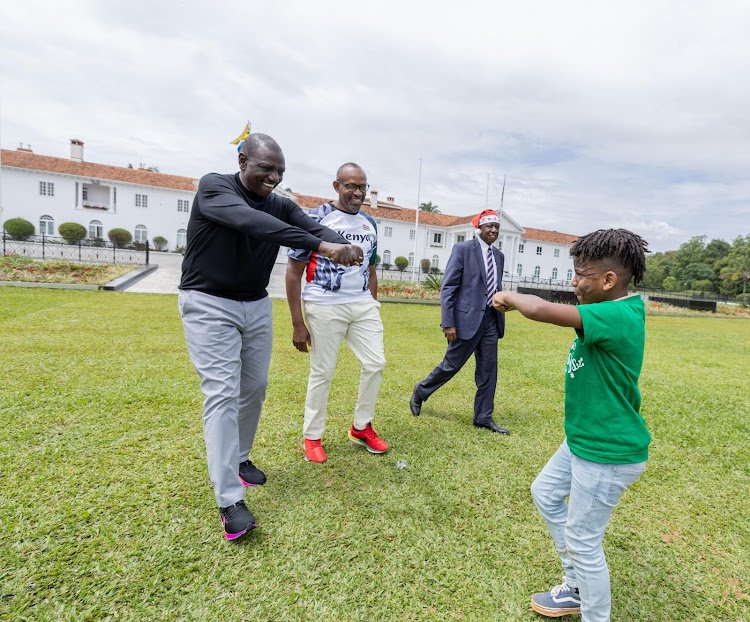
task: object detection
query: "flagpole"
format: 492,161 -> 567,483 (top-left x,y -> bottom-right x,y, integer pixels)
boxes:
412,158 -> 422,283
485,173 -> 489,210
499,173 -> 506,223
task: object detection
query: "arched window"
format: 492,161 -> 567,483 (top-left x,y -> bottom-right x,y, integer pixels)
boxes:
39,215 -> 54,235
383,250 -> 391,265
552,267 -> 558,279
408,252 -> 414,266
89,220 -> 103,239
134,224 -> 148,243
176,229 -> 187,248
431,255 -> 439,269
566,269 -> 573,282
516,263 -> 522,276
534,265 -> 541,278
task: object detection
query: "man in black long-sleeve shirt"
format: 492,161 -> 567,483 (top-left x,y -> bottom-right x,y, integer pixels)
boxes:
178,134 -> 361,539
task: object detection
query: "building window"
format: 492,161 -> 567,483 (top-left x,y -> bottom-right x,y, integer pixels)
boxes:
536,246 -> 543,255
176,229 -> 187,248
554,248 -> 560,258
384,226 -> 393,237
534,265 -> 541,278
135,193 -> 148,207
89,220 -> 103,239
82,187 -> 89,200
518,243 -> 525,253
408,252 -> 414,266
567,269 -> 573,282
456,234 -> 465,243
409,229 -> 415,240
134,224 -> 148,243
431,255 -> 439,269
39,215 -> 54,235
552,267 -> 558,279
114,187 -> 117,208
383,250 -> 391,265
432,232 -> 442,246
39,181 -> 55,196
516,263 -> 523,276
178,199 -> 190,212
497,240 -> 503,250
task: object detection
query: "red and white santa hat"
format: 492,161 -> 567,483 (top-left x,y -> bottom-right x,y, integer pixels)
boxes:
472,209 -> 500,228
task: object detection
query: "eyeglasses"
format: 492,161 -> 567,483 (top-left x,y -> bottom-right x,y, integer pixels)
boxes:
336,181 -> 369,193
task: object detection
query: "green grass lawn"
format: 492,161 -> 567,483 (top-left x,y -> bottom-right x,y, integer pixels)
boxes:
1,288 -> 748,621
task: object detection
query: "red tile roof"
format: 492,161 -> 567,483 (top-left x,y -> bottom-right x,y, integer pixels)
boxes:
1,149 -> 198,192
521,227 -> 579,245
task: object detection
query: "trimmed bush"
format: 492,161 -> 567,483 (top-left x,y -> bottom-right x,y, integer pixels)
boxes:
108,228 -> 132,247
152,236 -> 167,251
4,217 -> 35,241
58,222 -> 87,245
395,256 -> 409,271
420,258 -> 431,273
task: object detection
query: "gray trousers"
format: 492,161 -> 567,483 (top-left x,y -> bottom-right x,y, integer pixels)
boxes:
178,290 -> 273,508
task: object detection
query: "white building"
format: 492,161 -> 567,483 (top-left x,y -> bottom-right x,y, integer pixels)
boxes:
1,140 -> 196,251
1,140 -> 578,280
294,191 -> 579,283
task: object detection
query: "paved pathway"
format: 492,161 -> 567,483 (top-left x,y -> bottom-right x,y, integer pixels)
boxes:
125,251 -> 288,298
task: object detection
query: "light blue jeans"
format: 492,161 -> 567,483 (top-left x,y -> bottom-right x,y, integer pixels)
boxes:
179,290 -> 273,508
531,439 -> 646,622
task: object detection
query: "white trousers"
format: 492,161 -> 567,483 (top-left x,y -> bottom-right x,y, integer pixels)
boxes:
302,299 -> 385,440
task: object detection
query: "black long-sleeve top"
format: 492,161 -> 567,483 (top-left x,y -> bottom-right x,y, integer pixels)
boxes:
179,172 -> 347,301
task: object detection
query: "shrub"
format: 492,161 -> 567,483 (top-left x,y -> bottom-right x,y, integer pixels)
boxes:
420,258 -> 431,273
108,228 -> 132,247
375,254 -> 381,266
423,273 -> 443,291
429,267 -> 442,275
172,246 -> 186,254
382,262 -> 391,270
152,236 -> 167,251
4,217 -> 35,241
58,222 -> 87,245
395,256 -> 409,272
692,279 -> 713,292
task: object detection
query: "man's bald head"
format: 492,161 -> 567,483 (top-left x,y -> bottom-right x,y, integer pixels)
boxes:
240,133 -> 283,159
336,162 -> 364,179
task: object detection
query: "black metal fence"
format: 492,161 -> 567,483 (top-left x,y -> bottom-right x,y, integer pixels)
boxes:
1,233 -> 149,265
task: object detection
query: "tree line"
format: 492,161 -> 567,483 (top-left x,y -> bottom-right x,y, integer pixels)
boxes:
642,234 -> 750,299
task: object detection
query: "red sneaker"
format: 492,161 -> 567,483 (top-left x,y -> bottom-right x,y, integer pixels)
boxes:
348,423 -> 389,454
304,438 -> 327,463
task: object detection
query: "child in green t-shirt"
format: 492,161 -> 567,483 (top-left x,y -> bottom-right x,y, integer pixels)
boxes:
492,229 -> 650,622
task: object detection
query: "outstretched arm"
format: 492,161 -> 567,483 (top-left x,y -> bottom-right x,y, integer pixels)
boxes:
492,291 -> 582,329
285,258 -> 312,352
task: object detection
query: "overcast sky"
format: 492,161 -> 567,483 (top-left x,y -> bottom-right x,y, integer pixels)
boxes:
2,0 -> 748,251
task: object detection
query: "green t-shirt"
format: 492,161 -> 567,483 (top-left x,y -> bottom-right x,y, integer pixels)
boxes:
564,295 -> 651,464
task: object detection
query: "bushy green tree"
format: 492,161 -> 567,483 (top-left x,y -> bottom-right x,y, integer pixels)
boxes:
58,222 -> 87,245
663,276 -> 678,291
718,234 -> 750,295
108,228 -> 132,247
3,217 -> 35,241
152,236 -> 167,251
420,258 -> 431,273
395,256 -> 409,271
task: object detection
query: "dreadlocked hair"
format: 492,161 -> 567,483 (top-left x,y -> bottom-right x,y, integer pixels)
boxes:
570,229 -> 649,286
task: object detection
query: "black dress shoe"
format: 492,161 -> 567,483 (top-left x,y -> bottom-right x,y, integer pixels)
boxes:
409,385 -> 423,416
473,420 -> 510,434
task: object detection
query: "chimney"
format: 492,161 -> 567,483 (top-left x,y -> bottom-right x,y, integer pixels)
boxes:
17,142 -> 33,153
386,196 -> 395,203
370,190 -> 378,208
70,139 -> 84,162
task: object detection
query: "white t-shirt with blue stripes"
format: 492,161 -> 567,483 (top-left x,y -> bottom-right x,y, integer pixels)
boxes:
288,203 -> 378,305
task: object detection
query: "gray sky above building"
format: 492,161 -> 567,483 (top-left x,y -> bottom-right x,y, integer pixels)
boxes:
2,0 -> 748,251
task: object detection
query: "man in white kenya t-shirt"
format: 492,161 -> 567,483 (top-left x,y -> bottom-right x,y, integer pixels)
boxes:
286,163 -> 389,464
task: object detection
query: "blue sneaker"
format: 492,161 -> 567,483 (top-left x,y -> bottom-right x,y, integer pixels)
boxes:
531,580 -> 581,617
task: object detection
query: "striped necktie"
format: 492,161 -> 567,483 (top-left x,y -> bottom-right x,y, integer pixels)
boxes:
486,246 -> 495,306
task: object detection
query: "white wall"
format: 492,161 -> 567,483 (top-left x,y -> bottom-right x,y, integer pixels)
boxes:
1,167 -> 193,250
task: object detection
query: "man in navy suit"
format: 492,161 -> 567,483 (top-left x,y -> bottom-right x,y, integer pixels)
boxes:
410,209 -> 509,434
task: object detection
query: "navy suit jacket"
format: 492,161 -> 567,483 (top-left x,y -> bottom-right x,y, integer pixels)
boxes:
440,238 -> 505,341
